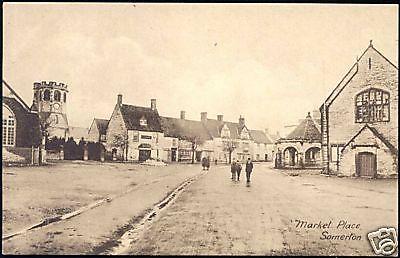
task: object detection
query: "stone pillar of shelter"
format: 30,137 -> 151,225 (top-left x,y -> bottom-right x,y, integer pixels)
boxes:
83,143 -> 88,161
59,145 -> 64,160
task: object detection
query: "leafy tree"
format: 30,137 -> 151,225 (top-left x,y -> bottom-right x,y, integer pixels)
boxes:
111,134 -> 128,161
222,137 -> 236,164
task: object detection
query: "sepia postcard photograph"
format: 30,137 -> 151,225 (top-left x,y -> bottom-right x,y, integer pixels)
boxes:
1,2 -> 398,256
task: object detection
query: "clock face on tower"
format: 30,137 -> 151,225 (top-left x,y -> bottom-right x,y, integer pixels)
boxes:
53,103 -> 60,112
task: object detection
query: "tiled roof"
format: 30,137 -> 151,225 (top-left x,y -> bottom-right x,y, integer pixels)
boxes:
2,97 -> 41,147
202,119 -> 243,139
160,116 -> 211,142
285,113 -> 321,141
94,118 -> 109,135
120,104 -> 162,132
249,130 -> 272,144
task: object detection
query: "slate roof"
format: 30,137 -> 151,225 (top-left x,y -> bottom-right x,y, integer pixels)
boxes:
94,118 -> 109,135
160,116 -> 211,142
285,113 -> 321,141
120,104 -> 163,132
2,97 -> 41,147
202,119 -> 244,139
249,130 -> 272,144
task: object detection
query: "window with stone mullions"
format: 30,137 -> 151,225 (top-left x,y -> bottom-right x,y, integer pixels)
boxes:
355,88 -> 389,123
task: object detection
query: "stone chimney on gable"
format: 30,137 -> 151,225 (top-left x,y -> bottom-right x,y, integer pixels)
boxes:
238,115 -> 245,128
217,115 -> 223,122
180,111 -> 186,119
117,94 -> 123,106
151,99 -> 157,111
201,112 -> 207,123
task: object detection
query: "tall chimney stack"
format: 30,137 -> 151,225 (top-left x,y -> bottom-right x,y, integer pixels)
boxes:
201,112 -> 207,123
151,99 -> 157,111
180,111 -> 186,119
117,94 -> 123,106
217,115 -> 223,122
238,115 -> 245,128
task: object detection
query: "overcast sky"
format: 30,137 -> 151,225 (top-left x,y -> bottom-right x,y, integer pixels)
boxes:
3,3 -> 398,134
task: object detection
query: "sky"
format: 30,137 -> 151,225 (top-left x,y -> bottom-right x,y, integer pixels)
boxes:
3,3 -> 398,135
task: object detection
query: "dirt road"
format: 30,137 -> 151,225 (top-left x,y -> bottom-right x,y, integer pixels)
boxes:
2,162 -> 397,255
123,163 -> 397,256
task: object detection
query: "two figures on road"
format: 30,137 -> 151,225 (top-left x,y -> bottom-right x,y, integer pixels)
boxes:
201,156 -> 210,170
231,158 -> 253,183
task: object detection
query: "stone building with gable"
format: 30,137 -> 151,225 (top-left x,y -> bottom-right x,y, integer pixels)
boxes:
105,95 -> 164,161
275,112 -> 322,168
2,80 -> 42,164
87,118 -> 109,143
320,41 -> 398,177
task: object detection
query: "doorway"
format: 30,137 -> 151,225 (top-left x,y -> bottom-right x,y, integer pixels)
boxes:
356,152 -> 376,177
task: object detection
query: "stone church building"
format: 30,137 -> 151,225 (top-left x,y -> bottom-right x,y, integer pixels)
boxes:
320,41 -> 398,177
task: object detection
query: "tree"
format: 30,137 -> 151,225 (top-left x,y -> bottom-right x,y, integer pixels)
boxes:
111,134 -> 128,161
223,137 -> 236,164
181,136 -> 204,164
38,113 -> 58,164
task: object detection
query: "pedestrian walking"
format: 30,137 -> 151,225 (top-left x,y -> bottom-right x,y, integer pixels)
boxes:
201,157 -> 207,170
230,159 -> 237,181
236,162 -> 242,181
245,158 -> 254,183
205,157 -> 210,170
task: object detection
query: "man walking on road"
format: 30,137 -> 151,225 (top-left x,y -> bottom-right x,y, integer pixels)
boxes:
236,162 -> 242,181
245,158 -> 254,183
231,159 -> 237,181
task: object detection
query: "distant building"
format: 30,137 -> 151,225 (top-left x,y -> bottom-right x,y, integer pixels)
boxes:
105,95 -> 164,161
320,41 -> 398,177
88,118 -> 109,143
275,112 -> 321,168
160,112 -> 212,162
2,80 -> 41,163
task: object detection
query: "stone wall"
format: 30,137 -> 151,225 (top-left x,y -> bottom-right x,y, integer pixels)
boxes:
105,105 -> 127,160
328,47 -> 398,148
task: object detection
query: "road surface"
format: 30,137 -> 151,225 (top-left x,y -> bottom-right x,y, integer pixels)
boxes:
2,162 -> 397,255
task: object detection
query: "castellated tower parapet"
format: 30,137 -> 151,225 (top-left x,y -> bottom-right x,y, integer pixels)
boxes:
33,81 -> 69,92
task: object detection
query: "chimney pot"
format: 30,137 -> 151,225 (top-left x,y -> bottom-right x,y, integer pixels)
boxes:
180,111 -> 186,119
239,116 -> 245,127
201,112 -> 207,122
117,94 -> 123,106
151,99 -> 157,111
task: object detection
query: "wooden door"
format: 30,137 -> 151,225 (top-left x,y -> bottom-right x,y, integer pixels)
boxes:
356,152 -> 376,177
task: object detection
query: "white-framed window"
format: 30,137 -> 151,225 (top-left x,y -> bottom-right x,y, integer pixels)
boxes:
139,117 -> 147,126
2,105 -> 16,146
355,88 -> 390,123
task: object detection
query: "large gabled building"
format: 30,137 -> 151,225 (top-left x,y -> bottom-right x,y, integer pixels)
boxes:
105,95 -> 164,161
2,80 -> 42,164
320,41 -> 398,177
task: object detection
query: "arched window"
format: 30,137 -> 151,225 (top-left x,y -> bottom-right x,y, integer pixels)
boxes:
43,89 -> 51,101
2,105 -> 16,146
63,92 -> 67,103
54,90 -> 61,101
355,88 -> 390,123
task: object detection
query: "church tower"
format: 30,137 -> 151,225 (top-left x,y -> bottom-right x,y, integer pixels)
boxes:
31,81 -> 69,138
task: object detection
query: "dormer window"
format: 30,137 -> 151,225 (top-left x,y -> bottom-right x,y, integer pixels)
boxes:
139,117 -> 147,126
221,124 -> 230,138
